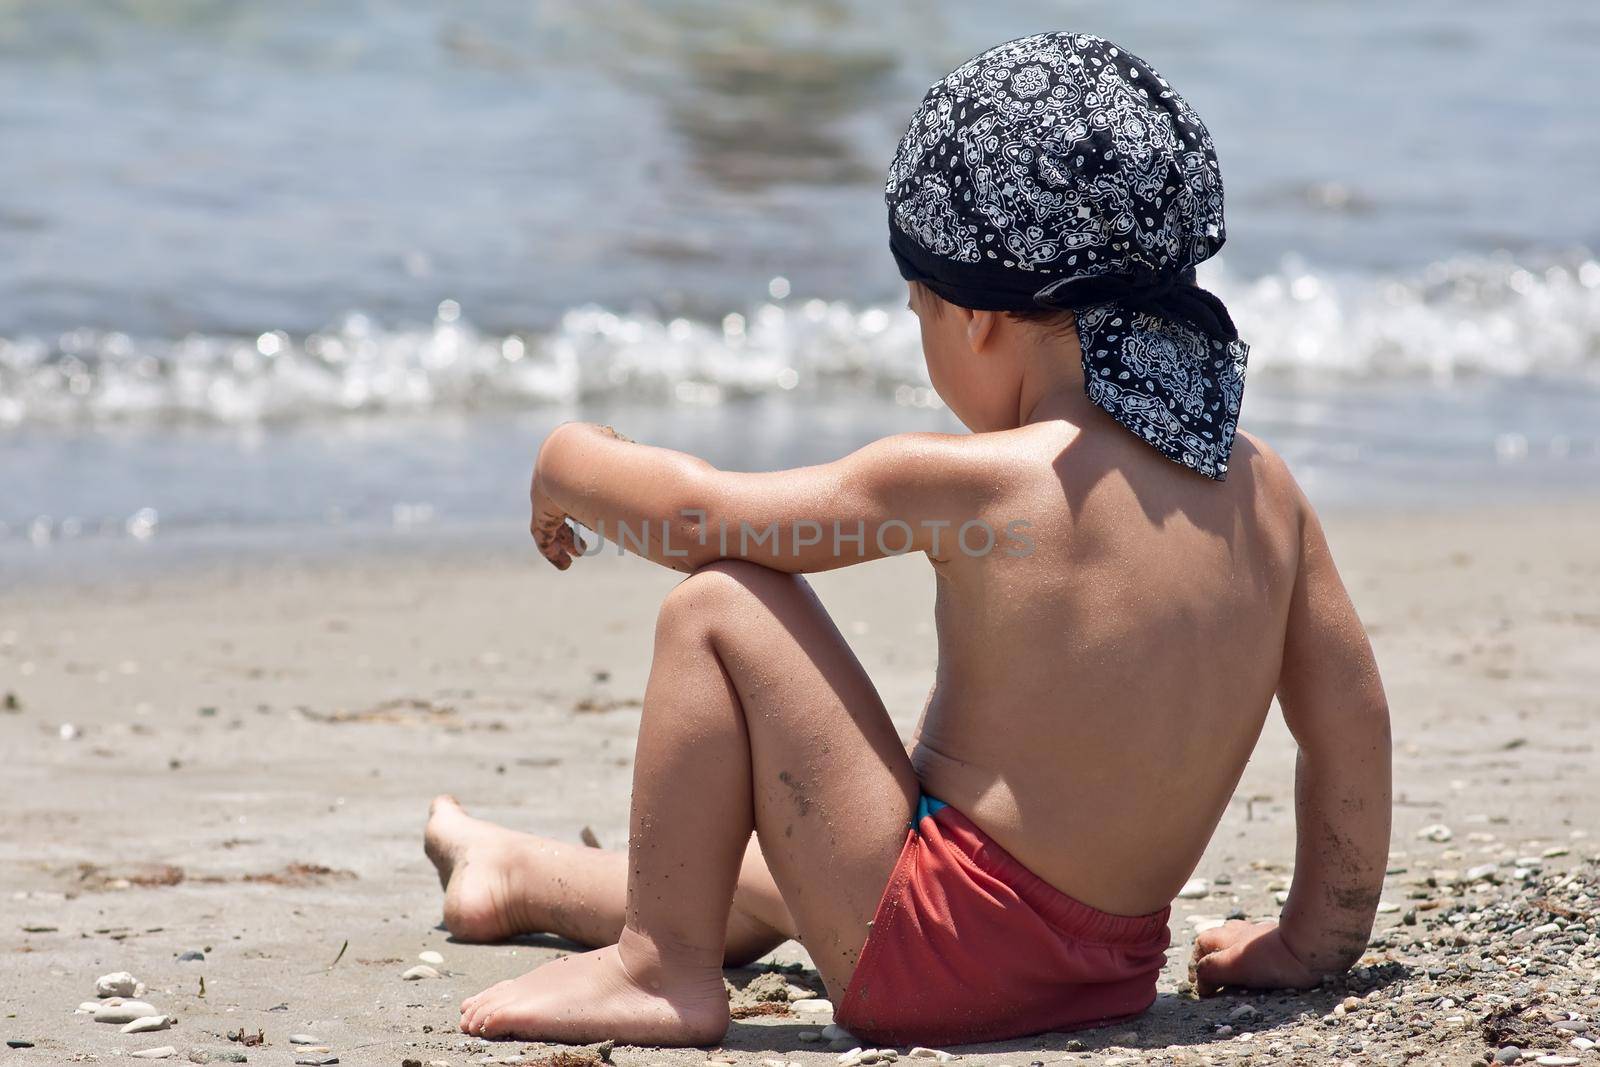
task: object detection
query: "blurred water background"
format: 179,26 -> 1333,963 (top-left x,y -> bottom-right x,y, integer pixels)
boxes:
2,0 -> 1598,570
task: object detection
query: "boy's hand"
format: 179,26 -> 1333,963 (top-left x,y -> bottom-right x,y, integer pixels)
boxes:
1190,920 -> 1320,996
530,432 -> 582,570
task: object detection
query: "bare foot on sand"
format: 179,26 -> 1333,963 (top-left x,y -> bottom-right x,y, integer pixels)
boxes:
424,794 -> 538,943
459,930 -> 729,1045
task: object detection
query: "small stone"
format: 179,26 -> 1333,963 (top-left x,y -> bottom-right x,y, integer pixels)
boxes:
1535,1058 -> 1580,1066
1493,1050 -> 1520,1066
401,964 -> 441,980
1228,1004 -> 1260,1021
838,1049 -> 864,1066
121,1015 -> 175,1034
289,1035 -> 321,1046
131,1049 -> 178,1061
1417,824 -> 1454,843
418,950 -> 445,966
1376,901 -> 1400,914
217,1055 -> 248,1065
797,1033 -> 822,1044
177,950 -> 205,962
96,971 -> 142,997
1178,878 -> 1209,899
6,1041 -> 36,1049
792,998 -> 832,1013
294,1057 -> 338,1067
1571,1038 -> 1596,1052
95,999 -> 160,1024
1465,864 -> 1499,882
77,1000 -> 102,1014
1543,846 -> 1570,858
188,1052 -> 212,1064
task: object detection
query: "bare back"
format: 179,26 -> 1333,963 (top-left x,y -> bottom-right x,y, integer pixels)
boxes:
911,419 -> 1304,916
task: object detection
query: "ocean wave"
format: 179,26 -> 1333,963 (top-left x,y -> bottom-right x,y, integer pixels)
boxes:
1,255 -> 1597,426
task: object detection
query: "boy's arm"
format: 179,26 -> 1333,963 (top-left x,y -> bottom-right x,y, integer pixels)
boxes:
1195,495 -> 1392,994
529,421 -> 998,573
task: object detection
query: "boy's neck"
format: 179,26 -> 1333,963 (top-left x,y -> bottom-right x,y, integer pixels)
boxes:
1013,327 -> 1091,430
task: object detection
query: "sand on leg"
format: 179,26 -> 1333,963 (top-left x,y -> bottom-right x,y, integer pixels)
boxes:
424,799 -> 794,964
458,561 -> 918,1044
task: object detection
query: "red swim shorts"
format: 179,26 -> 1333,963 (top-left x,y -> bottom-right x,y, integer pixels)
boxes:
837,796 -> 1171,1046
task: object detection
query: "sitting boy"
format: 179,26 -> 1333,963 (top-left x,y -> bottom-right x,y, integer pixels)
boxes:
425,31 -> 1391,1047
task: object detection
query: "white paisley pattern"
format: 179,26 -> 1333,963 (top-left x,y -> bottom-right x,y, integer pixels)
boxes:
886,32 -> 1247,480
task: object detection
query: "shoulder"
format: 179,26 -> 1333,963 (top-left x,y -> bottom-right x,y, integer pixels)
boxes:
1230,429 -> 1308,517
1228,429 -> 1320,571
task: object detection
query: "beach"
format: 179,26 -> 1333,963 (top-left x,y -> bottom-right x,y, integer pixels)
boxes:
4,500 -> 1598,1066
3,7 -> 1599,1064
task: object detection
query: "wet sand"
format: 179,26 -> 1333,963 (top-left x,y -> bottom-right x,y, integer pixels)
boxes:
3,502 -> 1599,1066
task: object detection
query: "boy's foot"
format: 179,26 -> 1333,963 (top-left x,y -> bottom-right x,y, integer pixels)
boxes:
459,933 -> 729,1045
424,794 -> 537,942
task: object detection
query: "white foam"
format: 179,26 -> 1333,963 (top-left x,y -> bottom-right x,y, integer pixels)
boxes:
1,255 -> 1596,426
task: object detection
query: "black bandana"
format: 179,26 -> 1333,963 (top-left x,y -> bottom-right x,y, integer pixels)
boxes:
887,32 -> 1249,480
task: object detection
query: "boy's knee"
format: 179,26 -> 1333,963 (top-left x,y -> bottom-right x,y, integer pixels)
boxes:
657,561 -> 801,631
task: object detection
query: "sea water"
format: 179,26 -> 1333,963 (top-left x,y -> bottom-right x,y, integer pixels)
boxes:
1,0 -> 1597,570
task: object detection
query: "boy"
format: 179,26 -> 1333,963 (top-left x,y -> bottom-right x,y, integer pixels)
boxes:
425,32 -> 1391,1046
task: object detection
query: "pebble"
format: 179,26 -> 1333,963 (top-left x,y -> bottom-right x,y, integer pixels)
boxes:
177,950 -> 205,962
1417,824 -> 1454,843
216,1055 -> 248,1064
1375,901 -> 1400,914
1466,863 -> 1500,882
1536,1058 -> 1580,1066
294,1058 -> 338,1067
188,1052 -> 211,1064
797,1032 -> 822,1044
6,1041 -> 36,1049
96,971 -> 143,997
1572,1038 -> 1596,1051
1178,878 -> 1209,899
289,1035 -> 322,1045
131,1049 -> 178,1060
1494,1050 -> 1521,1066
418,950 -> 445,966
95,999 -> 160,1023
121,1015 -> 175,1034
401,964 -> 441,980
792,998 -> 832,1013
76,1000 -> 102,1014
907,1051 -> 956,1063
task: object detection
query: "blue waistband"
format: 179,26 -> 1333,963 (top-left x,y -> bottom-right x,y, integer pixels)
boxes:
915,794 -> 949,824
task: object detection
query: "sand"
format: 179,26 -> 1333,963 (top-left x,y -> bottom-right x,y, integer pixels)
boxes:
3,502 -> 1599,1067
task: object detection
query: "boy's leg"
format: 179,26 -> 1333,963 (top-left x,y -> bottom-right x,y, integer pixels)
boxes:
459,561 -> 919,1044
424,801 -> 795,964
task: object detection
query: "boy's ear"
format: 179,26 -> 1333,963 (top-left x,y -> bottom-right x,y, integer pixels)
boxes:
965,308 -> 999,353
